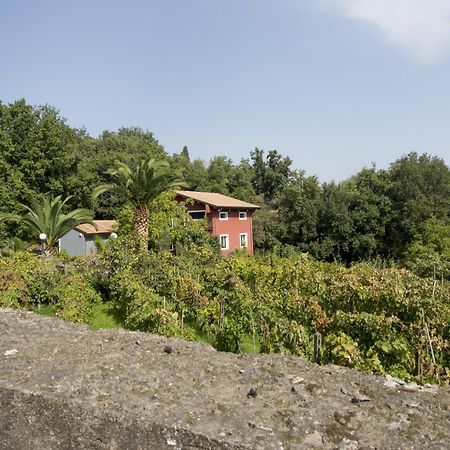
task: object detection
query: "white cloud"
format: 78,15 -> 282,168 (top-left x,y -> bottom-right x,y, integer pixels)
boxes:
322,0 -> 450,63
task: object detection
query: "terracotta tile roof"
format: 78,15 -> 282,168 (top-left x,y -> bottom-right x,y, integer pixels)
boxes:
75,220 -> 117,235
176,191 -> 260,209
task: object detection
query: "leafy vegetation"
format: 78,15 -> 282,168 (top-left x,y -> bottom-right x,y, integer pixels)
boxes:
2,248 -> 447,383
92,159 -> 182,249
1,195 -> 94,254
0,98 -> 449,385
1,99 -> 449,265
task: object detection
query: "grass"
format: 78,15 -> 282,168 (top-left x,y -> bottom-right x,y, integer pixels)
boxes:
35,301 -> 261,354
35,304 -> 54,317
35,302 -> 123,330
88,302 -> 123,329
240,333 -> 261,354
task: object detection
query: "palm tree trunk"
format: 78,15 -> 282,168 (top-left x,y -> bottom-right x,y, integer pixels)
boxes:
46,246 -> 58,257
133,204 -> 149,250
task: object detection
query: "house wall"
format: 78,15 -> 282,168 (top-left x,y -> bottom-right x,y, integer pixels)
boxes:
210,208 -> 255,255
59,229 -> 86,256
85,236 -> 99,255
183,201 -> 213,230
175,195 -> 256,255
60,230 -> 110,256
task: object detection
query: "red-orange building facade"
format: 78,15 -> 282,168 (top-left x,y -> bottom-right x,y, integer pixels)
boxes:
176,191 -> 260,255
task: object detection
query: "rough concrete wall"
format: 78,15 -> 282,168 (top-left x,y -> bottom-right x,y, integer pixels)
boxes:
1,308 -> 449,450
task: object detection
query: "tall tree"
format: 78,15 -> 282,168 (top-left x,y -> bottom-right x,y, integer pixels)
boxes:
72,127 -> 168,216
0,99 -> 81,211
92,159 -> 181,249
404,217 -> 450,280
206,156 -> 234,194
383,153 -> 450,258
250,148 -> 293,200
226,159 -> 256,202
313,182 -> 353,262
276,174 -> 321,249
346,167 -> 392,261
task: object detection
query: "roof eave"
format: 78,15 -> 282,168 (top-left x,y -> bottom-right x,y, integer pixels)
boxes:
176,192 -> 260,209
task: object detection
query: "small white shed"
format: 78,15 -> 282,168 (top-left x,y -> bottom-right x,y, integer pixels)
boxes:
59,220 -> 117,256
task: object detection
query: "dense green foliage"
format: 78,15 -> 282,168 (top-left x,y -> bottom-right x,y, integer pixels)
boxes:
404,218 -> 450,281
1,248 -> 447,383
1,195 -> 94,253
1,98 -> 449,384
0,253 -> 99,322
2,99 -> 449,264
92,158 -> 182,248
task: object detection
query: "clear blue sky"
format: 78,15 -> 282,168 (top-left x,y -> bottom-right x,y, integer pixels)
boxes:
1,0 -> 450,181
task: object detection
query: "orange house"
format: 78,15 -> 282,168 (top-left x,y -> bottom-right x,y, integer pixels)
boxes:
176,191 -> 260,255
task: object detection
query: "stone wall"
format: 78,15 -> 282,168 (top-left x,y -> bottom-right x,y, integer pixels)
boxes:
1,308 -> 449,449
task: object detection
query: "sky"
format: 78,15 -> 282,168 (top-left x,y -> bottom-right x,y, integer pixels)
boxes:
1,0 -> 450,182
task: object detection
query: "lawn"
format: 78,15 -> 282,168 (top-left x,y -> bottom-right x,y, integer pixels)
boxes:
36,302 -> 123,330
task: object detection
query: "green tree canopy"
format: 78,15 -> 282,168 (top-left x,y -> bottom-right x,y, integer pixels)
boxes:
384,152 -> 450,258
404,217 -> 450,280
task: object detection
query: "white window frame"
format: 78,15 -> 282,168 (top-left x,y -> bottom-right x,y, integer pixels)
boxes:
219,211 -> 229,221
239,211 -> 247,220
219,234 -> 229,250
239,233 -> 248,248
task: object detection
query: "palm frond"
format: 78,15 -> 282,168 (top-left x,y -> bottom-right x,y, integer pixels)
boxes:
93,158 -> 183,207
16,196 -> 95,250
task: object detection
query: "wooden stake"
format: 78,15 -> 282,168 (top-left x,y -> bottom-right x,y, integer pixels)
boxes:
314,332 -> 322,364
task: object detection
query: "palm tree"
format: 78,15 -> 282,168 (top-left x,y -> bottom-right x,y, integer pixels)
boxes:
92,158 -> 181,250
2,196 -> 95,255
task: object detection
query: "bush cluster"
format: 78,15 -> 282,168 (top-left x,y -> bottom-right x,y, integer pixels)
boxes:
0,252 -> 99,323
1,245 -> 448,384
95,241 -> 449,383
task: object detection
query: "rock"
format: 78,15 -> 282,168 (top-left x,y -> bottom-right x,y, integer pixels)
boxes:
404,400 -> 419,408
384,374 -> 400,388
337,438 -> 359,449
163,345 -> 173,354
384,374 -> 406,387
387,421 -> 402,430
1,308 -> 450,450
4,349 -> 18,356
292,376 -> 304,384
351,395 -> 371,403
247,388 -> 257,398
301,430 -> 324,448
403,382 -> 420,391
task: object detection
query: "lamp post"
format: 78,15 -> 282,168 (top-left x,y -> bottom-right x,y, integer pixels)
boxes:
39,232 -> 47,256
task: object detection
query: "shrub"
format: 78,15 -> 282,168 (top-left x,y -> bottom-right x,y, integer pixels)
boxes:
0,252 -> 60,308
53,273 -> 100,323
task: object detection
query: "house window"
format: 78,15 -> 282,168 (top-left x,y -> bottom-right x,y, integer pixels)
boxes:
219,211 -> 228,220
239,211 -> 247,220
219,234 -> 229,250
240,233 -> 248,248
188,210 -> 206,220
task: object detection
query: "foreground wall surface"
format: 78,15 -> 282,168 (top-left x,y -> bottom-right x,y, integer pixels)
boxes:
0,309 -> 449,450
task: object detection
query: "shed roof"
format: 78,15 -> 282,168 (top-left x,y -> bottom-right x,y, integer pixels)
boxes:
176,191 -> 260,209
75,220 -> 117,235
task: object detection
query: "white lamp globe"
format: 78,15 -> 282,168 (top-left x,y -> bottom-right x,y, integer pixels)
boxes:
110,232 -> 118,239
39,233 -> 47,241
